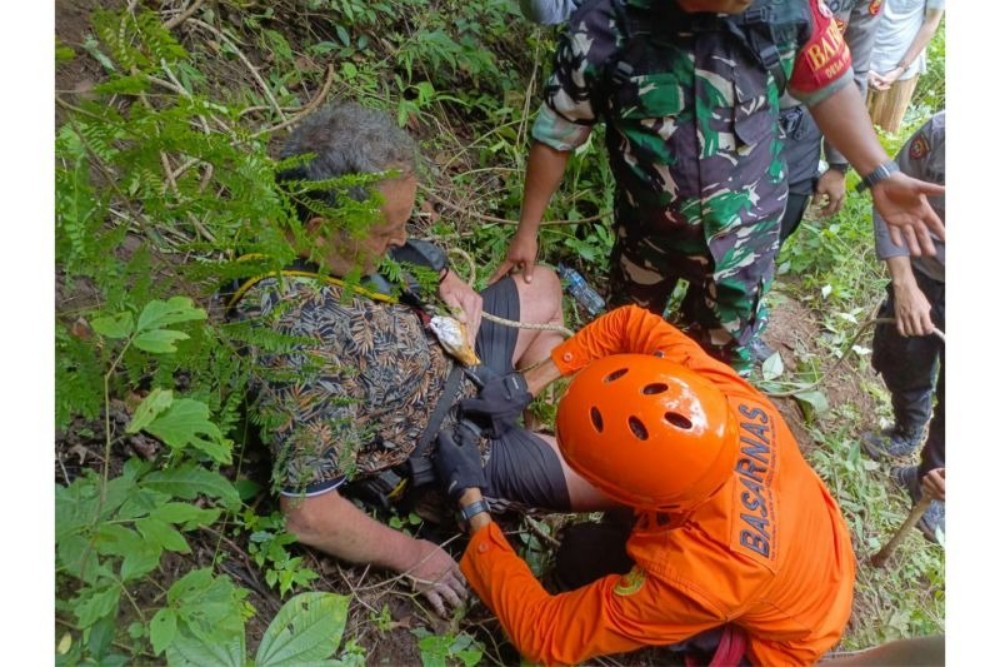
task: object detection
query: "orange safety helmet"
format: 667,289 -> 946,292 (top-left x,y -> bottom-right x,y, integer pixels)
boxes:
555,354 -> 737,512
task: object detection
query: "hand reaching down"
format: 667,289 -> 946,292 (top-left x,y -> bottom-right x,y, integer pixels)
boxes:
405,538 -> 469,617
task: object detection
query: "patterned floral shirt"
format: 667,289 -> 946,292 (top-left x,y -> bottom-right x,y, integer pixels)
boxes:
234,275 -> 476,494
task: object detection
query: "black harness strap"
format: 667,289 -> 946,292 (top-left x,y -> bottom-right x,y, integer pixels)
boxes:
405,363 -> 466,488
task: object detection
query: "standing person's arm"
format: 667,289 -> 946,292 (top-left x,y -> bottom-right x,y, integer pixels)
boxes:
871,114 -> 944,338
786,0 -> 944,255
819,0 -> 886,206
807,84 -> 944,255
490,6 -> 610,284
884,255 -> 934,336
519,305 -> 750,399
490,144 -> 571,284
870,6 -> 944,90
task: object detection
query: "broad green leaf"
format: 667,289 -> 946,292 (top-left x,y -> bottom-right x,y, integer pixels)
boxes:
136,517 -> 191,553
72,584 -> 120,629
56,534 -> 100,584
133,329 -> 191,354
90,312 -> 134,339
136,296 -> 206,333
93,523 -> 144,557
793,390 -> 829,415
761,352 -> 784,381
127,388 -> 174,434
168,571 -> 248,651
56,476 -> 101,537
118,487 -> 173,521
165,629 -> 245,667
120,540 -> 162,582
256,592 -> 351,667
167,568 -> 215,605
87,614 -> 116,659
150,608 -> 178,656
144,464 -> 242,510
57,632 -> 72,655
151,502 -> 221,529
144,399 -> 231,463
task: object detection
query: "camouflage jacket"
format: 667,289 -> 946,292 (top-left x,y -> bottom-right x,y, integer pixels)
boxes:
534,0 -> 854,259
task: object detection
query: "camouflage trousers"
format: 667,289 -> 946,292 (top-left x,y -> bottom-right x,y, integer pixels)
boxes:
606,201 -> 780,375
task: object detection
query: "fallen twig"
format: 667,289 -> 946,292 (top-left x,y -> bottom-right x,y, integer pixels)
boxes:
870,495 -> 933,568
163,0 -> 205,30
188,18 -> 288,123
252,64 -> 337,138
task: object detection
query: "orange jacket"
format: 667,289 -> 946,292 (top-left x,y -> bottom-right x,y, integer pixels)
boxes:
461,306 -> 856,666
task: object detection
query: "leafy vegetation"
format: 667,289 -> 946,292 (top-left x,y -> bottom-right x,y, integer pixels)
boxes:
54,0 -> 944,664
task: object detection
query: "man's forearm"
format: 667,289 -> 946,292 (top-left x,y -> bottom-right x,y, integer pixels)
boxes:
809,83 -> 888,176
282,491 -> 425,573
897,9 -> 944,72
522,358 -> 563,396
519,142 -> 571,234
885,255 -> 918,291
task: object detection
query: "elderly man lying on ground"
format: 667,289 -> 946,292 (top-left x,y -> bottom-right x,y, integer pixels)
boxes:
228,102 -> 615,615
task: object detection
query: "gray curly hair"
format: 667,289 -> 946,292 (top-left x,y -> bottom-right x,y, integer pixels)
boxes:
278,102 -> 419,219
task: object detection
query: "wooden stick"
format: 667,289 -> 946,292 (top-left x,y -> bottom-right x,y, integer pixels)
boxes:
870,495 -> 933,568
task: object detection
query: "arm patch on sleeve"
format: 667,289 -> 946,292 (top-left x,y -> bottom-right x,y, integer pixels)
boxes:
613,566 -> 647,596
789,0 -> 853,96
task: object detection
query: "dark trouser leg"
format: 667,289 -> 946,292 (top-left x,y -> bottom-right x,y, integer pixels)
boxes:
918,344 -> 945,479
778,190 -> 812,245
607,220 -> 680,316
871,275 -> 945,431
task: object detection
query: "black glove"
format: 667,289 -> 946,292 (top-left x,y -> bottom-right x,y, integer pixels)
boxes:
459,371 -> 533,438
433,423 -> 487,500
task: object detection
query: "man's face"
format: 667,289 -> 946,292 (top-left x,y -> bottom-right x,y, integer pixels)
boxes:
322,172 -> 415,276
677,0 -> 753,14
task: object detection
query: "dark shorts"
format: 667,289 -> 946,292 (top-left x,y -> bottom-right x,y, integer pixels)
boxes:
477,277 -> 571,511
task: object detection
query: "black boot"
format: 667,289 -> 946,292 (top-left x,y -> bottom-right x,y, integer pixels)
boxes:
861,423 -> 925,461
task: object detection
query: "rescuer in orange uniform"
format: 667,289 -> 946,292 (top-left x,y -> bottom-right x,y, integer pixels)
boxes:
433,305 -> 856,665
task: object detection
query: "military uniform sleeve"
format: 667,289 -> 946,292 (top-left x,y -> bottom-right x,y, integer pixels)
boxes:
531,3 -> 619,152
461,523 -> 725,666
551,305 -> 751,391
789,0 -> 855,107
873,113 -> 944,260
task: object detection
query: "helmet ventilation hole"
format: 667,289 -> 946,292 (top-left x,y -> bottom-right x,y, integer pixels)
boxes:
665,412 -> 693,430
604,368 -> 629,383
590,407 -> 604,432
642,383 -> 670,395
628,416 -> 649,440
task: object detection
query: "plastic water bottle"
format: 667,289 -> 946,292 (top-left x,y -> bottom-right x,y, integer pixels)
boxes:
557,264 -> 606,317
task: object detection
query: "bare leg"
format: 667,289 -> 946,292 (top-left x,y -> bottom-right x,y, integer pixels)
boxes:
508,265 -> 566,369
533,432 -> 619,512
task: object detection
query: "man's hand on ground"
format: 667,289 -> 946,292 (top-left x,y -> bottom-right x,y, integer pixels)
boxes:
871,172 -> 945,256
921,468 -> 945,502
438,270 -> 484,343
405,539 -> 469,616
